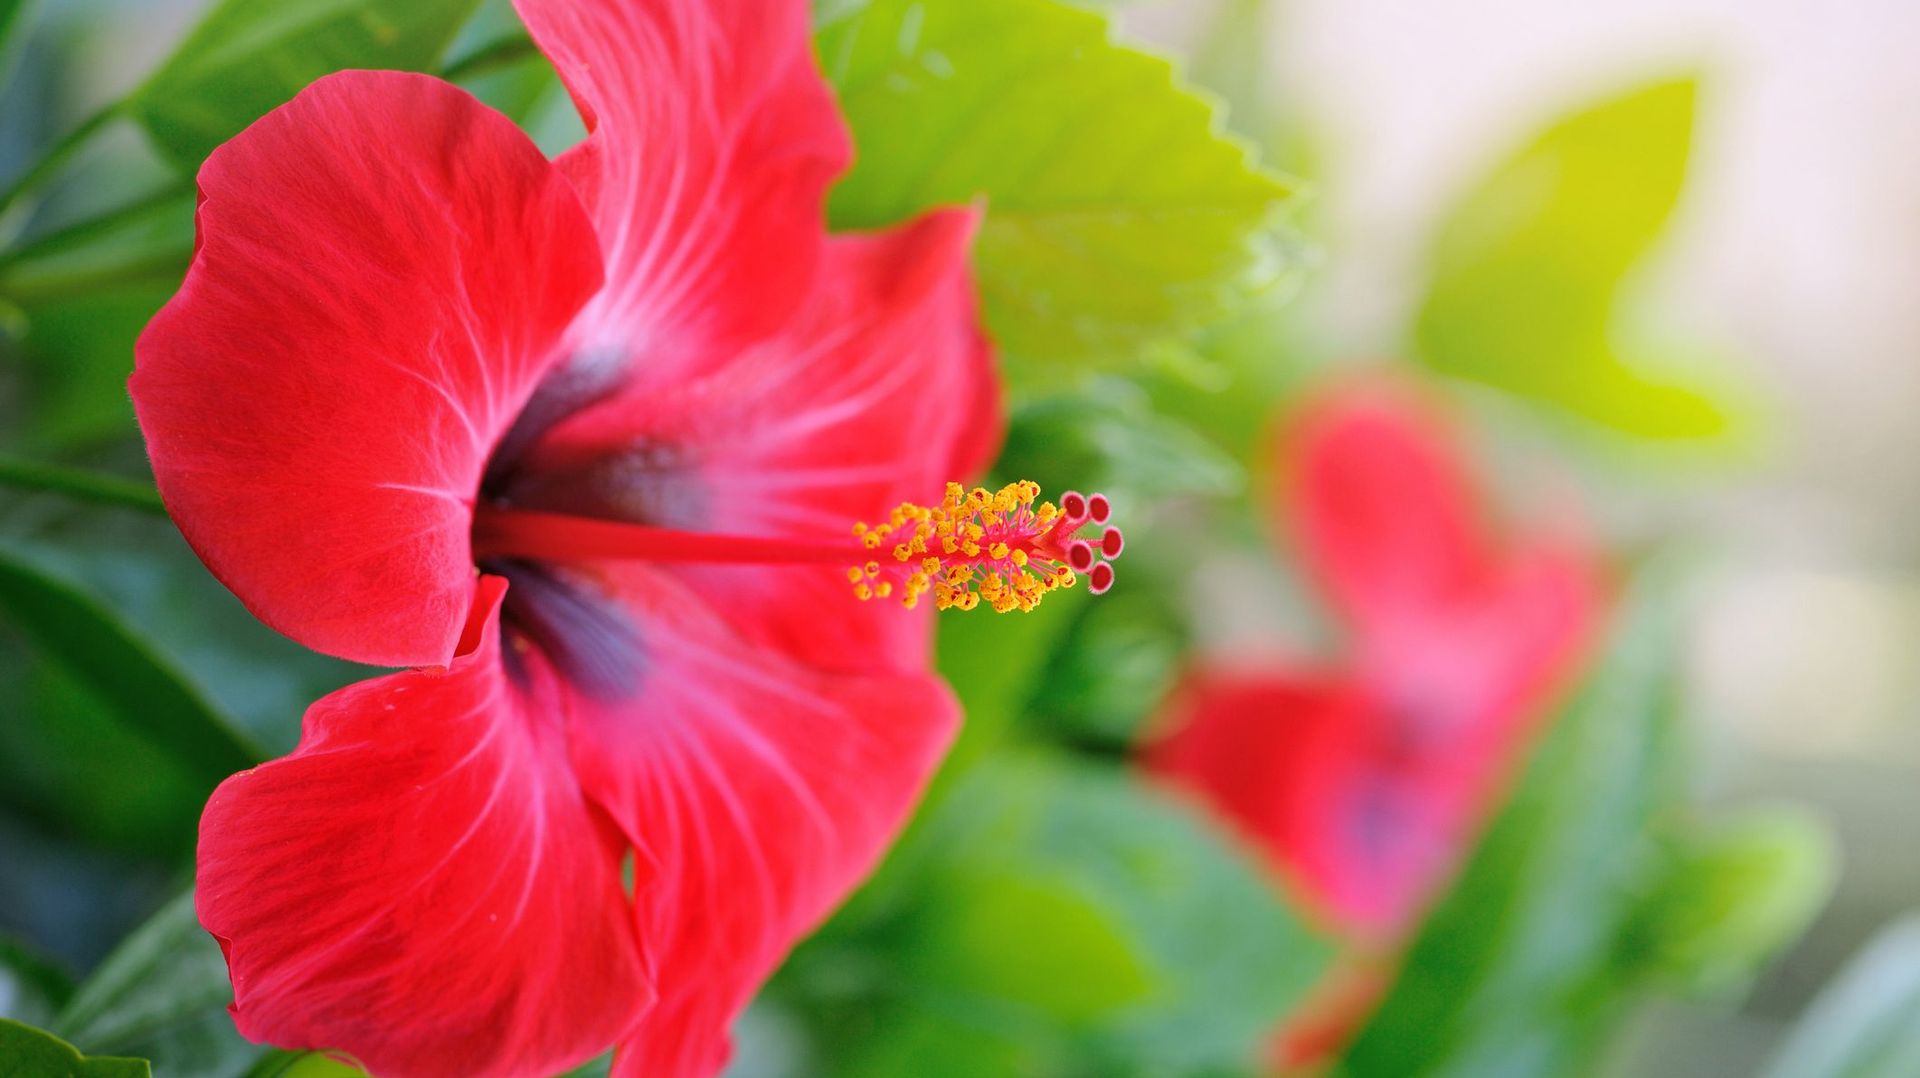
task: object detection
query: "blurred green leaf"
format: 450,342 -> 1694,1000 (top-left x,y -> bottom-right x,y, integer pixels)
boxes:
819,0 -> 1297,385
1762,913 -> 1920,1078
0,657 -> 203,857
934,585 -> 1086,779
1339,570 -> 1688,1078
995,383 -> 1246,506
0,1018 -> 148,1078
1025,570 -> 1187,751
0,937 -> 73,1028
0,205 -> 190,355
802,754 -> 1333,1077
0,457 -> 166,513
0,546 -> 261,788
0,508 -> 362,757
1626,806 -> 1837,995
0,0 -> 33,96
1416,77 -> 1734,440
52,891 -> 271,1078
130,0 -> 485,170
264,1055 -> 364,1078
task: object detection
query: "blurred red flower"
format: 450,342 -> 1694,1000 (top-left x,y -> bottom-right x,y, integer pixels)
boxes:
128,2 -> 1002,1075
1143,384 -> 1605,1066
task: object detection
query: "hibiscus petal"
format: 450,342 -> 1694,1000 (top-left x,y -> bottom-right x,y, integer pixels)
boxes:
1144,670 -> 1460,938
504,208 -> 1000,673
1359,543 -> 1602,751
1287,387 -> 1490,633
132,71 -> 602,668
197,578 -> 651,1078
557,565 -> 960,1078
515,0 -> 852,358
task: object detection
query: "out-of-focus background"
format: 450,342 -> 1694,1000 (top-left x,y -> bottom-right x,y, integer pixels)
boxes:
1118,1 -> 1920,1072
1,0 -> 1917,1075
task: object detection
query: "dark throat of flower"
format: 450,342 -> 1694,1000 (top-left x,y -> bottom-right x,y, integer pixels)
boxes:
471,481 -> 1124,614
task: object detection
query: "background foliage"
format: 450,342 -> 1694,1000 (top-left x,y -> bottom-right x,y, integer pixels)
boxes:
0,0 -> 1909,1076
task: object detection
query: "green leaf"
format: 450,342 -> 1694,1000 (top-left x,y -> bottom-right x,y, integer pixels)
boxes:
800,754 -> 1333,1077
0,546 -> 262,790
0,656 -> 204,855
0,0 -> 35,97
53,891 -> 271,1078
1626,806 -> 1837,994
1763,913 -> 1920,1078
994,383 -> 1245,506
0,1018 -> 149,1078
818,0 -> 1297,384
1339,568 -> 1689,1078
1416,76 -> 1735,440
934,585 -> 1087,780
0,508 -> 363,757
0,937 -> 74,1028
266,1055 -> 366,1078
1024,570 -> 1186,751
130,0 -> 485,170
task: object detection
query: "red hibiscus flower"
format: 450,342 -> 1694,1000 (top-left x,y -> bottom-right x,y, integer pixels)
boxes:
1142,383 -> 1603,1067
129,2 -> 1118,1076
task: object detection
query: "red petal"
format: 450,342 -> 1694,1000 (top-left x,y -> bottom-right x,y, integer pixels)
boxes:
1356,543 -> 1601,754
556,566 -> 959,1078
1150,573 -> 1600,939
508,209 -> 1001,674
1147,668 -> 1486,937
514,0 -> 852,357
1286,387 -> 1490,634
196,578 -> 651,1078
132,71 -> 602,667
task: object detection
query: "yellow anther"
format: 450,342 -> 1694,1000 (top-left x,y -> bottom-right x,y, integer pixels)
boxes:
848,479 -> 1098,615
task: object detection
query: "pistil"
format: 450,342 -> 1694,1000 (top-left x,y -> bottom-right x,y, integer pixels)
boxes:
470,480 -> 1123,614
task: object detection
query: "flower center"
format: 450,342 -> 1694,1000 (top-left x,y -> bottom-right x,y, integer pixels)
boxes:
470,480 -> 1123,614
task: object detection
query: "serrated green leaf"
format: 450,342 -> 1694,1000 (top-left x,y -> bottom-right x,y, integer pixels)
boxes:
1416,76 -> 1735,440
818,0 -> 1296,382
0,1017 -> 149,1078
130,0 -> 484,170
0,546 -> 261,790
1763,913 -> 1920,1078
52,891 -> 272,1078
1339,569 -> 1689,1078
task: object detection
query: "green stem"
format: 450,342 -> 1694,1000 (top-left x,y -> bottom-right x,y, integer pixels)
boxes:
440,32 -> 537,82
0,456 -> 168,516
0,178 -> 195,269
0,101 -> 124,217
